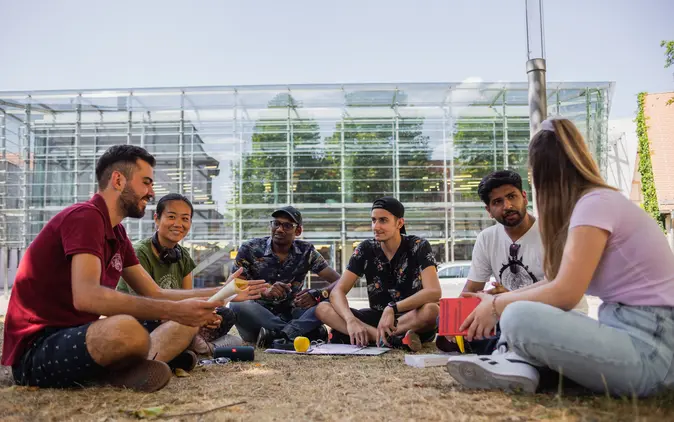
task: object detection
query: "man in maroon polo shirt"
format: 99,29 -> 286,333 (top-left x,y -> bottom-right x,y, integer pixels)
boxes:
2,145 -> 265,392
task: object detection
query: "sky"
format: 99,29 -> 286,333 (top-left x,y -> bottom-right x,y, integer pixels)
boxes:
0,0 -> 671,119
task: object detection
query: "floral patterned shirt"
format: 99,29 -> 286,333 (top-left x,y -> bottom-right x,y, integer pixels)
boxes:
347,235 -> 437,311
233,236 -> 329,312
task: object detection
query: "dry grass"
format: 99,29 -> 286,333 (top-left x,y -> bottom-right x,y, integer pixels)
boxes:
1,323 -> 674,421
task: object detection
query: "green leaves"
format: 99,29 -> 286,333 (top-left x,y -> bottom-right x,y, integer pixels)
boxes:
661,40 -> 674,69
635,92 -> 665,231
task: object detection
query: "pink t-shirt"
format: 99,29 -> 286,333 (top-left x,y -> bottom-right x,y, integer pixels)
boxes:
569,188 -> 674,306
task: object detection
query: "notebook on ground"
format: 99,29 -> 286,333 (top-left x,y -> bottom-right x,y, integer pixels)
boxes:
265,343 -> 390,356
404,353 -> 459,368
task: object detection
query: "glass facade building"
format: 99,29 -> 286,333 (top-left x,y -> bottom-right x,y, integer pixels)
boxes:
0,82 -> 612,286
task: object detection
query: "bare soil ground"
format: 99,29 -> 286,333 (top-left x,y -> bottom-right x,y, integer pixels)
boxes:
1,323 -> 673,422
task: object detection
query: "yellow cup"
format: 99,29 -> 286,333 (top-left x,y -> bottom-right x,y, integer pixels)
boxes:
294,336 -> 310,353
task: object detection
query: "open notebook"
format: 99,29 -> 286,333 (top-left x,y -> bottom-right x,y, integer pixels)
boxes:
265,343 -> 390,356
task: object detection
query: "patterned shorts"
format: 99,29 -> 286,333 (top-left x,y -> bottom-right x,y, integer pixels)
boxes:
12,317 -> 167,388
330,307 -> 437,343
12,323 -> 104,388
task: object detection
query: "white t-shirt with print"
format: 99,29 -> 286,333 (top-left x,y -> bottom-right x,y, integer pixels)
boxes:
467,219 -> 589,313
467,220 -> 544,291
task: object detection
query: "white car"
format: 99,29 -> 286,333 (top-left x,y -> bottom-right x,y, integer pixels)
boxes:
437,261 -> 495,298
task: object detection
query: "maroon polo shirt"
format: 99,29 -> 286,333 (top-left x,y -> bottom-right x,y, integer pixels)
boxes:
1,194 -> 139,366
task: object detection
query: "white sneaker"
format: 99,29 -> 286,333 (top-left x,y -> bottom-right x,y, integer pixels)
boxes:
446,352 -> 540,394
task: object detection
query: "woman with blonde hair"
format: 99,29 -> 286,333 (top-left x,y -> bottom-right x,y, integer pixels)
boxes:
446,118 -> 674,397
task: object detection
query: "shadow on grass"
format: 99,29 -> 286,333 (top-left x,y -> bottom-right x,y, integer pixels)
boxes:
510,382 -> 674,421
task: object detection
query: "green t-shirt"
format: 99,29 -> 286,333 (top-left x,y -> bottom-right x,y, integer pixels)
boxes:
117,237 -> 196,294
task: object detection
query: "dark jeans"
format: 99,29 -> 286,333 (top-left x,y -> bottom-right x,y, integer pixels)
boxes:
230,300 -> 323,341
435,318 -> 501,355
197,307 -> 237,342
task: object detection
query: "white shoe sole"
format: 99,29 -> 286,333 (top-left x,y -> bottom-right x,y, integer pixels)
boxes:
446,358 -> 538,394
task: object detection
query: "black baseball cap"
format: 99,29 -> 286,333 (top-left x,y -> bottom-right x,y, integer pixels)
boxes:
371,196 -> 406,234
272,205 -> 303,226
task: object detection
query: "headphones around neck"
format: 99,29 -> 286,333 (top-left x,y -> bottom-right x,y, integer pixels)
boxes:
152,231 -> 182,265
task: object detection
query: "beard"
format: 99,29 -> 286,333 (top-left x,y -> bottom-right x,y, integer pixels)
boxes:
271,231 -> 293,247
119,185 -> 150,219
497,208 -> 526,227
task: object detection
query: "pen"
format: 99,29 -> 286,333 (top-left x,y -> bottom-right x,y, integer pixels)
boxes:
456,335 -> 465,353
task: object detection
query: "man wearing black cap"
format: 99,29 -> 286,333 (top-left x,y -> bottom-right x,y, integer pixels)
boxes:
229,206 -> 341,348
315,197 -> 442,351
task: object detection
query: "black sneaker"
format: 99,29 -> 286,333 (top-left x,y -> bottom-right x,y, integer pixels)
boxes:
167,350 -> 198,372
269,338 -> 296,350
436,335 -> 462,353
388,330 -> 422,352
419,330 -> 437,344
436,335 -> 500,355
216,307 -> 238,334
328,329 -> 350,344
256,327 -> 288,348
305,325 -> 329,342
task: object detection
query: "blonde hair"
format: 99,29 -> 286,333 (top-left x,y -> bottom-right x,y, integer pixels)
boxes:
528,118 -> 616,280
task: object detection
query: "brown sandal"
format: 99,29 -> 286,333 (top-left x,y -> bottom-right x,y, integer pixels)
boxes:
189,334 -> 215,356
105,360 -> 172,392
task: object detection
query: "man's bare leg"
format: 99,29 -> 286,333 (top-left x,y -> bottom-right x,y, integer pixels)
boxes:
315,302 -> 378,342
148,322 -> 199,362
86,315 -> 151,368
69,315 -> 171,393
393,303 -> 439,336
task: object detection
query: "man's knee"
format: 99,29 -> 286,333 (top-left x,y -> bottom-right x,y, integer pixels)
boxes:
89,315 -> 150,359
315,302 -> 335,321
417,302 -> 439,324
230,300 -> 263,317
159,321 -> 199,337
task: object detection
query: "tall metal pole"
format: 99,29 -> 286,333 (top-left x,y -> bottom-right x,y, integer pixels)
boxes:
526,0 -> 547,216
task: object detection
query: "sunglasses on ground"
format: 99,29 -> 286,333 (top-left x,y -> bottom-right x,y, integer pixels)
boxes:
198,357 -> 232,366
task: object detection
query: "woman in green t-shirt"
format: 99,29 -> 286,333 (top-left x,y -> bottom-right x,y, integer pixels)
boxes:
117,193 -> 242,354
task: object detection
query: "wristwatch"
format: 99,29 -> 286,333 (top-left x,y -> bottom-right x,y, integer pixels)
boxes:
387,301 -> 399,314
309,288 -> 330,303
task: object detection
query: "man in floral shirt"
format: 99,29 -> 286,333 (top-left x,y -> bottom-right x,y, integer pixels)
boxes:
315,197 -> 441,351
230,206 -> 341,348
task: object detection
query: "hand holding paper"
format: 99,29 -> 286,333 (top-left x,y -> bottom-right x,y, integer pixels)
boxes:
208,277 -> 250,303
208,268 -> 269,304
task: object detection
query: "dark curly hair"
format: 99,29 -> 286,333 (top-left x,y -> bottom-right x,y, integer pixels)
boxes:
477,170 -> 523,205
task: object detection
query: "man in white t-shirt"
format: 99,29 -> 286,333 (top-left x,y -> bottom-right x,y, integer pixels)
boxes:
466,170 -> 543,294
437,170 -> 588,354
437,170 -> 543,354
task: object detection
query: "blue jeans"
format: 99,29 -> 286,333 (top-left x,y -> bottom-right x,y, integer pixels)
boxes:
230,301 -> 323,342
500,301 -> 674,397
